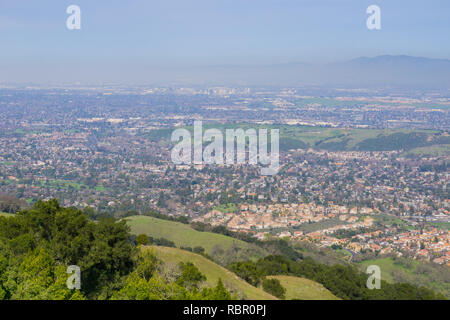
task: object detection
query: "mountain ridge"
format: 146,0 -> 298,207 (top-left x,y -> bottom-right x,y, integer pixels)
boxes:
172,55 -> 450,88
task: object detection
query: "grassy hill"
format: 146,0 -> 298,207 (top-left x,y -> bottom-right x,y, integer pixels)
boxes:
267,275 -> 340,300
142,124 -> 448,153
0,212 -> 13,217
402,144 -> 450,157
130,217 -> 343,300
358,258 -> 408,283
125,215 -> 264,257
358,257 -> 450,298
148,246 -> 277,300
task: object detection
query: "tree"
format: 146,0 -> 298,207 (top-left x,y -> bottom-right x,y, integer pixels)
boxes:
193,246 -> 205,254
227,261 -> 263,287
205,278 -> 233,300
176,262 -> 206,290
113,273 -> 189,300
0,199 -> 135,299
136,234 -> 150,246
82,217 -> 135,296
194,278 -> 233,300
262,278 -> 286,299
135,249 -> 160,281
112,250 -> 234,301
157,192 -> 166,208
11,248 -> 85,300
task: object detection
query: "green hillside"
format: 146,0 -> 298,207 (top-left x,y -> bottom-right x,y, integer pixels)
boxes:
358,257 -> 450,298
142,124 -> 448,152
0,212 -> 13,217
402,144 -> 450,157
125,215 -> 264,257
149,246 -> 277,300
267,275 -> 340,300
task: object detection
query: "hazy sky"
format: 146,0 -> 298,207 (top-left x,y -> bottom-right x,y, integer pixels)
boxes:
1,0 -> 449,83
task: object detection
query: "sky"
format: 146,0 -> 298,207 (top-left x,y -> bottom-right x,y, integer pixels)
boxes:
0,0 -> 449,83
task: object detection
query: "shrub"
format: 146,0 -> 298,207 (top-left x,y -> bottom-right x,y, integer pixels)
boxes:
262,278 -> 286,299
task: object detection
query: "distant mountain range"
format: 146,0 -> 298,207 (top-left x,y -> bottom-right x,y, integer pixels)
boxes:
325,55 -> 450,88
4,55 -> 448,88
175,55 -> 450,88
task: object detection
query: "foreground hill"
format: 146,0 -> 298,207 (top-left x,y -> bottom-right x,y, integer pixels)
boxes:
126,215 -> 265,258
0,212 -> 13,217
2,200 -> 444,300
149,246 -> 277,300
267,275 -> 339,300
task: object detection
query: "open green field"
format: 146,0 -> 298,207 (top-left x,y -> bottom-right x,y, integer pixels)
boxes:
149,246 -> 277,300
374,214 -> 415,231
142,124 -> 447,152
430,222 -> 450,231
5,128 -> 44,136
213,203 -> 237,213
2,177 -> 108,193
126,215 -> 262,255
0,212 -> 13,218
293,217 -> 348,234
358,257 -> 450,298
36,179 -> 88,190
267,275 -> 340,300
402,144 -> 450,157
358,258 -> 410,283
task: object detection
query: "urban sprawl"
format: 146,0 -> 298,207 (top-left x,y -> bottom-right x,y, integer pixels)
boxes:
0,85 -> 448,266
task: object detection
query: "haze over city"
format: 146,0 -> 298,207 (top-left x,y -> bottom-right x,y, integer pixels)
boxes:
1,0 -> 450,84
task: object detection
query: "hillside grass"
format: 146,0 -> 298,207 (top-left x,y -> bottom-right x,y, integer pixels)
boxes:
374,214 -> 415,231
148,246 -> 277,300
125,215 -> 261,256
213,203 -> 237,213
403,144 -> 450,157
0,212 -> 13,217
358,257 -> 409,283
142,124 -> 445,152
293,217 -> 348,234
267,275 -> 340,300
357,257 -> 450,298
430,222 -> 450,231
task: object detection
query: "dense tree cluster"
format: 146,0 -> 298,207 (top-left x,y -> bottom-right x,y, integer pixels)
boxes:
0,200 -> 234,300
262,278 -> 286,299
